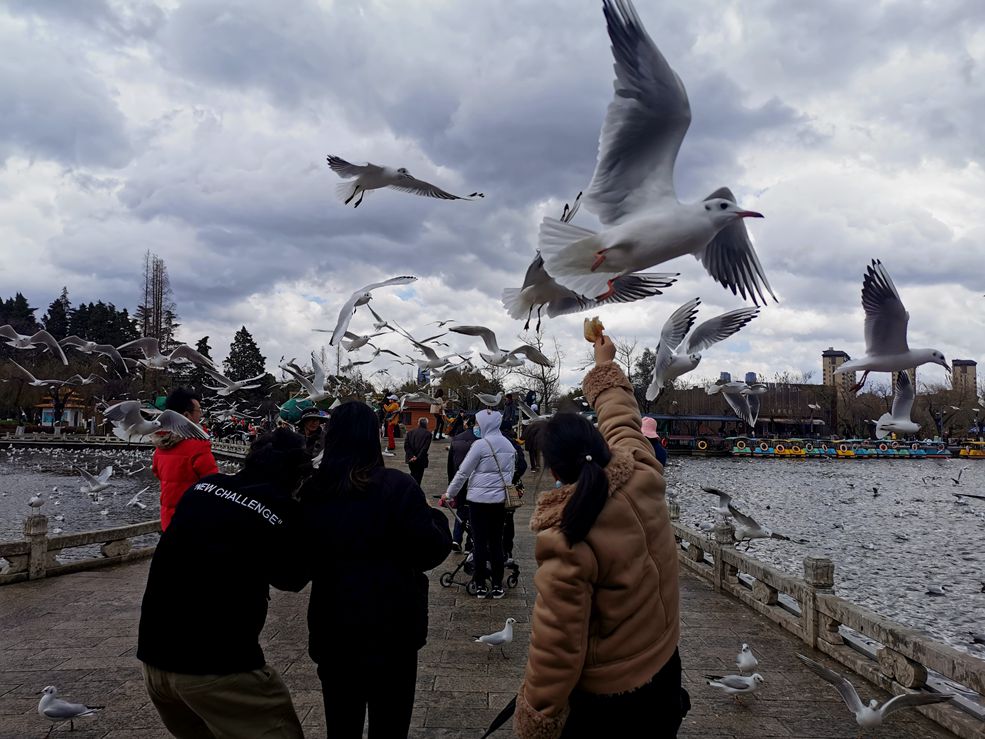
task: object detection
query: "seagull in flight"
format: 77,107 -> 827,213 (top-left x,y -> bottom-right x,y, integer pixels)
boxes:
706,372 -> 760,428
646,299 -> 759,400
537,1 -> 775,305
7,360 -> 70,388
328,276 -> 418,346
450,325 -> 553,367
797,654 -> 953,731
60,335 -> 128,374
117,338 -> 216,371
202,368 -> 267,397
502,193 -> 678,330
126,486 -> 150,509
327,155 -> 483,208
279,353 -> 333,403
76,465 -> 113,494
0,325 -> 68,364
834,260 -> 949,392
874,370 -> 919,440
104,400 -> 209,442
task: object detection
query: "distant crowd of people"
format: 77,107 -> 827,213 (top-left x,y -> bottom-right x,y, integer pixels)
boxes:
139,332 -> 686,738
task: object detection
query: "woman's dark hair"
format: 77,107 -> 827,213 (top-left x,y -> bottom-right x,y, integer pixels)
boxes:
164,387 -> 201,415
242,428 -> 312,493
435,388 -> 444,398
542,413 -> 612,546
316,401 -> 384,495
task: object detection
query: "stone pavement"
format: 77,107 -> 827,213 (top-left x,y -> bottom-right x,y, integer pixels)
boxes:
0,450 -> 955,738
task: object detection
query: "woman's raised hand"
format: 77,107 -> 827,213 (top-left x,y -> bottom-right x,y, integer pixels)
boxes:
594,334 -> 616,365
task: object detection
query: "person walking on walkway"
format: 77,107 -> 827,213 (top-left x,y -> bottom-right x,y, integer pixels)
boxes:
641,416 -> 668,467
300,401 -> 451,739
501,392 -> 518,435
404,417 -> 432,485
514,332 -> 688,738
382,393 -> 400,457
151,387 -> 218,531
443,408 -> 515,599
138,429 -> 311,739
446,413 -> 477,551
430,389 -> 447,440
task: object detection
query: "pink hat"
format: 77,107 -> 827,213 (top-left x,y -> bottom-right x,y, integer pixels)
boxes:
641,417 -> 659,439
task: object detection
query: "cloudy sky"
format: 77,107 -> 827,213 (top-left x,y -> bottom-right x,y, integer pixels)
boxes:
2,0 -> 984,392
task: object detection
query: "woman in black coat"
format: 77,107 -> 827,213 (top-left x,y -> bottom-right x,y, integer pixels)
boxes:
300,402 -> 452,738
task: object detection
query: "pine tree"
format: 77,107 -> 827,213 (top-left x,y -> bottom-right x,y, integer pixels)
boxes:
185,336 -> 215,396
224,327 -> 266,381
633,348 -> 656,411
42,288 -> 72,340
0,293 -> 40,334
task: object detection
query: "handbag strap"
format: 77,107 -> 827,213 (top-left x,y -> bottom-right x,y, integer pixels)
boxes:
483,438 -> 510,489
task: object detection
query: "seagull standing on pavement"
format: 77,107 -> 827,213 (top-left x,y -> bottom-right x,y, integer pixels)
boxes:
474,618 -> 516,659
537,0 -> 775,305
706,673 -> 764,702
736,644 -> 758,675
327,155 -> 483,208
38,685 -> 103,735
834,260 -> 949,392
797,654 -> 953,732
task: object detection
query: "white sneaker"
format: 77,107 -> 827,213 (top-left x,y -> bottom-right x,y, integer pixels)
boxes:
382,450 -> 395,457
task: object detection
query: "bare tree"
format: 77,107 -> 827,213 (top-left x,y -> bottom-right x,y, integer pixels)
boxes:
511,332 -> 563,413
136,250 -> 179,349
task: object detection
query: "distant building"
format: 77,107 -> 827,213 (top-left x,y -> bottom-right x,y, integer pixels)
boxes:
952,359 -> 978,399
891,368 -> 917,390
821,348 -> 855,396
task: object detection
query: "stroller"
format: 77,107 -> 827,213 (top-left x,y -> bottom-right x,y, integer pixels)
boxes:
437,499 -> 520,595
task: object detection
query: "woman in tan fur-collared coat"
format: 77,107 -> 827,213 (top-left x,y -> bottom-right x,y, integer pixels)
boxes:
514,334 -> 689,738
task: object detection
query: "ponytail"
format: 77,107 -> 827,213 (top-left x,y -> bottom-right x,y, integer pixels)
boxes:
542,413 -> 613,546
559,457 -> 609,545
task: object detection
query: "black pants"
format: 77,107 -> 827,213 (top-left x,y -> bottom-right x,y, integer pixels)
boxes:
317,651 -> 418,738
503,510 -> 516,559
432,414 -> 445,438
408,462 -> 426,486
469,501 -> 506,588
559,649 -> 689,738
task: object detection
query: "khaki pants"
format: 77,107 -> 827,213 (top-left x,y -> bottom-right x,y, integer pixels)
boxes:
142,662 -> 304,739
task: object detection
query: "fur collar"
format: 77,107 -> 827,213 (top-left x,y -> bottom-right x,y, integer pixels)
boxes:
529,447 -> 635,533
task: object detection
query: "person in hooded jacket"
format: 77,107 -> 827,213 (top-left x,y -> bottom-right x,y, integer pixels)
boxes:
299,401 -> 452,739
151,387 -> 218,531
138,428 -> 311,738
443,408 -> 515,599
514,332 -> 688,738
446,413 -> 477,551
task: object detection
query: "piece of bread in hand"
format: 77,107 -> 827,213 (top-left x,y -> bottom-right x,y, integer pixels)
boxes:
583,316 -> 605,343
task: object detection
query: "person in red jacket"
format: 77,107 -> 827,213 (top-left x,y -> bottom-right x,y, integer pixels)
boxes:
152,387 -> 218,530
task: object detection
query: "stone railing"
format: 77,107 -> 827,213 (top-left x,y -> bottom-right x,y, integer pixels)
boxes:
1,433 -> 248,459
210,440 -> 249,459
0,514 -> 160,586
669,505 -> 985,739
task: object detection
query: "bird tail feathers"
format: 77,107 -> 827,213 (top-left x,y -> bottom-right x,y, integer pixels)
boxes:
645,376 -> 664,402
335,182 -> 359,203
875,413 -> 892,440
501,288 -> 527,320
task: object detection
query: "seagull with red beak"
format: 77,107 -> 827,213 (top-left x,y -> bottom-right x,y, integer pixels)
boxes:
538,0 -> 776,306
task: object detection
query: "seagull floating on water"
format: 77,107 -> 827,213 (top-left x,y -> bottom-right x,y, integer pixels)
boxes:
797,654 -> 952,732
537,1 -> 776,305
327,155 -> 483,208
834,260 -> 949,392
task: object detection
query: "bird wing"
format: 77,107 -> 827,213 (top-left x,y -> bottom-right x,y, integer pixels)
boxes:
747,393 -> 761,426
311,353 -> 328,389
891,370 -> 915,420
416,343 -> 440,362
203,367 -> 234,387
880,692 -> 954,717
103,400 -> 144,426
59,335 -> 90,349
330,293 -> 362,347
450,325 -> 500,353
684,305 -> 761,354
546,272 -> 679,319
97,466 -> 113,484
361,275 -> 419,293
726,502 -> 760,531
0,324 -> 21,341
157,410 -> 209,439
76,467 -> 98,485
698,188 -> 777,306
583,0 -> 691,225
561,192 -> 583,223
30,330 -> 69,364
509,345 -> 554,367
661,299 -> 701,351
325,155 -> 382,179
861,260 -> 910,356
388,174 -> 474,201
169,345 -> 215,367
700,486 -> 732,510
722,391 -> 755,427
42,700 -> 97,719
117,337 -> 160,359
8,359 -> 38,383
91,344 -> 127,373
796,654 -> 864,714
712,675 -> 753,690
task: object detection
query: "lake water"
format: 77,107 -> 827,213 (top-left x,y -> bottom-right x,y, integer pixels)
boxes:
1,444 -> 982,662
667,455 -> 985,660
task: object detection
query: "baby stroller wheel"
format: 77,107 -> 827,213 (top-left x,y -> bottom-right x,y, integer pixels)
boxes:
439,572 -> 453,588
465,580 -> 479,596
507,573 -> 519,588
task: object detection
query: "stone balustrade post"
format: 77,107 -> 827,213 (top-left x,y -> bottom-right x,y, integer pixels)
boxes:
803,556 -> 836,649
711,520 -> 736,592
24,513 -> 49,580
667,501 -> 679,521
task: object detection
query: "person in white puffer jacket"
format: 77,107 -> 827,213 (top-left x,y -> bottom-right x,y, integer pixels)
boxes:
444,409 -> 516,599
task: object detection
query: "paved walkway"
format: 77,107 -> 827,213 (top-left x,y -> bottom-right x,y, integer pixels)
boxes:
0,451 -> 954,737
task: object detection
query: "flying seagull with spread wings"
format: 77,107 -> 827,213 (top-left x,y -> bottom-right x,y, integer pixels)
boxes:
327,155 -> 483,208
537,1 -> 776,306
450,325 -> 553,367
0,325 -> 68,364
328,276 -> 418,346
